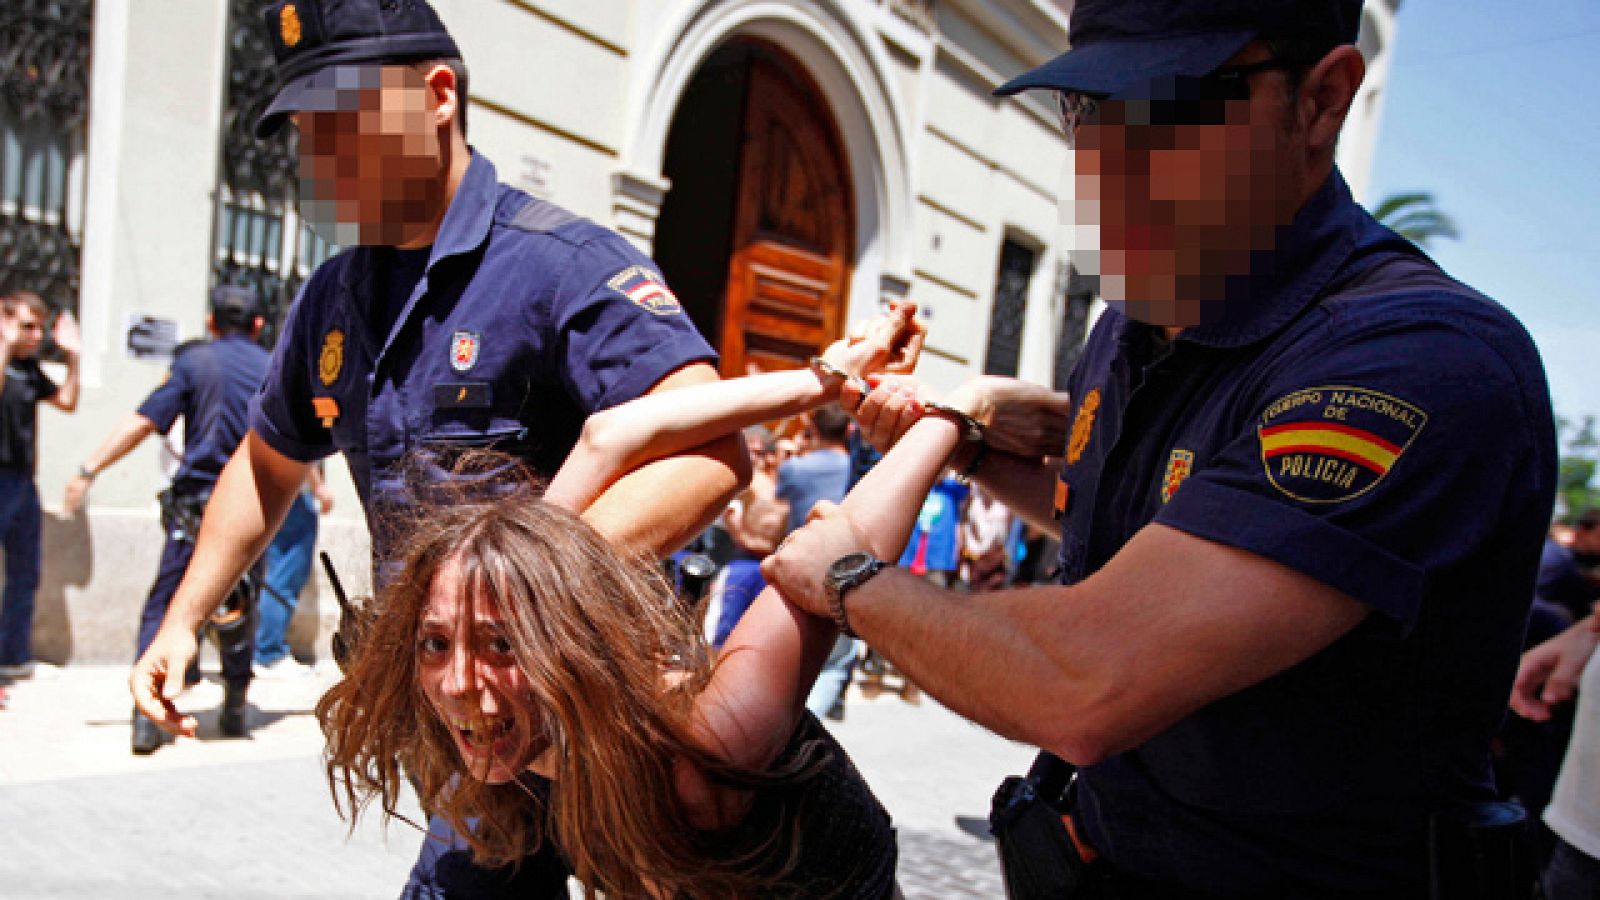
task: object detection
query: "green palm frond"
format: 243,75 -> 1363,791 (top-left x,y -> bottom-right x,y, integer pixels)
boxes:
1371,191 -> 1461,248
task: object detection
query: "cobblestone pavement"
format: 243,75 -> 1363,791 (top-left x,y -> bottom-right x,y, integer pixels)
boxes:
0,665 -> 1032,898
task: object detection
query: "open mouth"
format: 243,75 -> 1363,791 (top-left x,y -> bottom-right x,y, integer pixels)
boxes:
454,716 -> 514,752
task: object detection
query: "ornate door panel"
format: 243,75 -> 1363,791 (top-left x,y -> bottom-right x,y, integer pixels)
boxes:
720,56 -> 852,377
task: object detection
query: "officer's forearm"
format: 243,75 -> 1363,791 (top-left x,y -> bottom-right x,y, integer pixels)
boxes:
583,431 -> 748,556
971,450 -> 1065,533
81,414 -> 158,476
159,432 -> 308,632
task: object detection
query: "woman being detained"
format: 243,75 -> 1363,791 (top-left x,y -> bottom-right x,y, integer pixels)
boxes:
318,305 -> 949,898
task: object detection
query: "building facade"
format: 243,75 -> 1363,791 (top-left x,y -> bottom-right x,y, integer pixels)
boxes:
3,0 -> 1398,662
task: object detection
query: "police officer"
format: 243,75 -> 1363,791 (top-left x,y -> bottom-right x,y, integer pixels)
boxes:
765,0 -> 1557,894
129,0 -> 743,893
64,286 -> 269,753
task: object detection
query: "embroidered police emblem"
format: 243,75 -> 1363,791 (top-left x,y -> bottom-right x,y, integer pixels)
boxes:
318,329 -> 344,387
1161,448 -> 1194,503
280,3 -> 303,48
607,265 -> 682,316
1258,385 -> 1427,504
1066,388 -> 1102,465
451,331 -> 480,372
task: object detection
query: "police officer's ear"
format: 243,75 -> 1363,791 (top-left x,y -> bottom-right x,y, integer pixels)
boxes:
418,63 -> 461,136
1294,45 -> 1365,160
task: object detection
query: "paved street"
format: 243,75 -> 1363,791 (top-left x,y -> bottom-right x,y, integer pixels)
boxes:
0,663 -> 1032,898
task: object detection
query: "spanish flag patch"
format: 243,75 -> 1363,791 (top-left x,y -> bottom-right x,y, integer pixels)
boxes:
1258,385 -> 1427,504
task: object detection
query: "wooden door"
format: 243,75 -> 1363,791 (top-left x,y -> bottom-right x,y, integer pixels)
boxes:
720,55 -> 853,377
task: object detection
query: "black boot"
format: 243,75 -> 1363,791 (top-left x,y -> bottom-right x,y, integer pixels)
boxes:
219,681 -> 249,737
131,709 -> 164,755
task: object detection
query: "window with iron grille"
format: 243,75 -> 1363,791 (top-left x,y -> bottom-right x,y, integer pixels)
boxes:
1052,262 -> 1096,390
983,237 -> 1036,378
0,0 -> 92,316
212,0 -> 337,348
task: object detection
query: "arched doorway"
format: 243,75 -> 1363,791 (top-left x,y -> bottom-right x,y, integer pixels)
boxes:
654,39 -> 854,378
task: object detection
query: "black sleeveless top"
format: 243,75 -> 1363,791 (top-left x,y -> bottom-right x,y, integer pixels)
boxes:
693,711 -> 898,899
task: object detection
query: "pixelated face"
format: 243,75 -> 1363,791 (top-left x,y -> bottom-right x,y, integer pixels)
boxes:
417,556 -> 554,783
1060,51 -> 1305,328
294,65 -> 445,247
3,303 -> 46,358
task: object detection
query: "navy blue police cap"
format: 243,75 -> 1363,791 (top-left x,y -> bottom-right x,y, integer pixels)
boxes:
210,285 -> 264,325
255,0 -> 461,139
996,0 -> 1364,99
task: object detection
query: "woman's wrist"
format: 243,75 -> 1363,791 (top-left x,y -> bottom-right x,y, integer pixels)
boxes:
920,401 -> 988,483
805,358 -> 847,405
807,356 -> 867,402
941,379 -> 994,428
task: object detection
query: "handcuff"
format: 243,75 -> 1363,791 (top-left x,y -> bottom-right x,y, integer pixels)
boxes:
808,355 -> 870,396
923,401 -> 989,484
923,401 -> 984,444
812,356 -> 990,481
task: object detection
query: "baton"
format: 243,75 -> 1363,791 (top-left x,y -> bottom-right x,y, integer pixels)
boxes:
320,551 -> 352,616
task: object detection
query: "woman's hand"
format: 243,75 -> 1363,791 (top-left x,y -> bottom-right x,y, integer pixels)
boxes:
820,300 -> 925,379
841,374 -> 1073,460
840,374 -> 932,453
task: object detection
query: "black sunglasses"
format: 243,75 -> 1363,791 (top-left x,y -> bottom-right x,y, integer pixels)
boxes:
1058,56 -> 1312,142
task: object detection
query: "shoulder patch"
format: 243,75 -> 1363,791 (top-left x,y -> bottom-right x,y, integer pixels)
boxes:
1258,385 -> 1427,504
607,265 -> 682,316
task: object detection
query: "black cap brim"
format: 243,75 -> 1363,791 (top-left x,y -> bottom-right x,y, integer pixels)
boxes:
995,30 -> 1255,98
256,63 -> 400,139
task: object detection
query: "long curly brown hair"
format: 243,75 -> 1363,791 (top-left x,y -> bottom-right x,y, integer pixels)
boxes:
316,476 -> 816,898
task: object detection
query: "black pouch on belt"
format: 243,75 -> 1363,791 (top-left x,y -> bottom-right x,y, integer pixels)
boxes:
991,751 -> 1091,899
157,486 -> 208,542
1428,801 -> 1536,900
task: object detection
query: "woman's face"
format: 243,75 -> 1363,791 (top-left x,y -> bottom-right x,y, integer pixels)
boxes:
417,556 -> 552,782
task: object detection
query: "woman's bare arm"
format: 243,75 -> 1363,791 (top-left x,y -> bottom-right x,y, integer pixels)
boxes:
543,302 -> 923,514
684,415 -> 964,814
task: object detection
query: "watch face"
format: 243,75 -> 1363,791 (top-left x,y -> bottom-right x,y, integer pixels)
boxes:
827,551 -> 874,589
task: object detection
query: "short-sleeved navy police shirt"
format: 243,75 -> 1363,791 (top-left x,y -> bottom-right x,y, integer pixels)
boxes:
0,358 -> 57,475
138,336 -> 270,488
1055,171 -> 1557,894
250,151 -> 715,557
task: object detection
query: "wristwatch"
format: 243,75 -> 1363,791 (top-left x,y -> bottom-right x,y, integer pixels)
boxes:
824,551 -> 887,638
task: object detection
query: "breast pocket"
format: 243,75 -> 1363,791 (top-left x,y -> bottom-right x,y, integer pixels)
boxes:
420,380 -> 533,461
